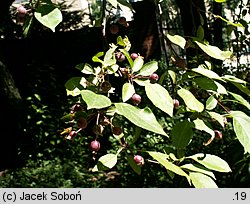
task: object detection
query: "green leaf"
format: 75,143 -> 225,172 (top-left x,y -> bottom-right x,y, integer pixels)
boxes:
92,153 -> 117,172
222,75 -> 246,84
115,103 -> 167,136
137,61 -> 158,76
222,77 -> 250,96
207,111 -> 225,127
229,92 -> 250,110
104,44 -> 117,67
231,111 -> 250,153
194,78 -> 227,94
215,0 -> 226,3
181,163 -> 216,180
132,56 -> 144,73
145,83 -> 173,117
192,67 -> 221,80
206,95 -> 217,110
120,49 -> 133,67
148,151 -> 191,184
194,41 -> 232,60
193,118 -> 215,137
122,82 -> 135,102
23,16 -> 33,38
34,4 -> 62,32
75,63 -> 94,74
168,70 -> 176,84
107,0 -> 118,8
133,79 -> 150,86
171,120 -> 194,149
65,77 -> 87,96
189,172 -> 218,188
127,155 -> 141,175
187,153 -> 231,172
81,90 -> 111,109
196,25 -> 204,40
166,34 -> 186,49
177,88 -> 204,112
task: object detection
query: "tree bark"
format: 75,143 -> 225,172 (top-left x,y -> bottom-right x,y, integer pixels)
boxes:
176,0 -> 210,65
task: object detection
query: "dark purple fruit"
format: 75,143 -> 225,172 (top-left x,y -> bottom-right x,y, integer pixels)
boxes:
116,52 -> 126,62
130,53 -> 139,60
71,104 -> 82,113
118,17 -> 127,25
134,155 -> 144,165
101,81 -> 112,92
110,24 -> 119,34
173,99 -> 180,108
112,126 -> 123,135
90,140 -> 100,151
131,94 -> 141,106
77,117 -> 87,129
149,73 -> 159,83
17,5 -> 27,15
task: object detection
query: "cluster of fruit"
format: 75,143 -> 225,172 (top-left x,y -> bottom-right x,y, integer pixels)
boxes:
109,16 -> 129,35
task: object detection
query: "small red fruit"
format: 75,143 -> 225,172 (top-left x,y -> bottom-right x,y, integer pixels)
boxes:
71,104 -> 82,113
77,117 -> 87,129
90,140 -> 100,152
131,94 -> 141,106
110,24 -> 119,34
17,5 -> 27,15
112,126 -> 123,135
130,53 -> 139,60
116,52 -> 126,62
173,99 -> 180,108
118,17 -> 127,25
214,130 -> 222,139
134,155 -> 144,165
149,73 -> 159,83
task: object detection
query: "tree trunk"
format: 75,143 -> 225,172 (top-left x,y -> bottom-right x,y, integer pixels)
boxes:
0,0 -> 22,171
130,0 -> 161,61
176,0 -> 210,65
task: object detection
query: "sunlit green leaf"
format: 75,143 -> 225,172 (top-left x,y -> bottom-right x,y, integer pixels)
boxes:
92,154 -> 117,172
166,34 -> 186,49
132,56 -> 144,73
192,67 -> 221,80
145,83 -> 173,117
207,111 -> 225,127
148,151 -> 191,184
122,82 -> 135,102
229,92 -> 250,110
177,88 -> 204,112
206,95 -> 217,110
75,63 -> 94,74
193,118 -> 214,137
34,4 -> 62,32
189,172 -> 218,188
231,111 -> 250,153
181,163 -> 216,180
115,103 -> 167,136
81,90 -> 111,109
137,61 -> 158,76
195,41 -> 232,60
187,153 -> 231,172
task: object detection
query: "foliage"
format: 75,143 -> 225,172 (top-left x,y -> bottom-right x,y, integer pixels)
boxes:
1,0 -> 250,188
60,30 -> 250,187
